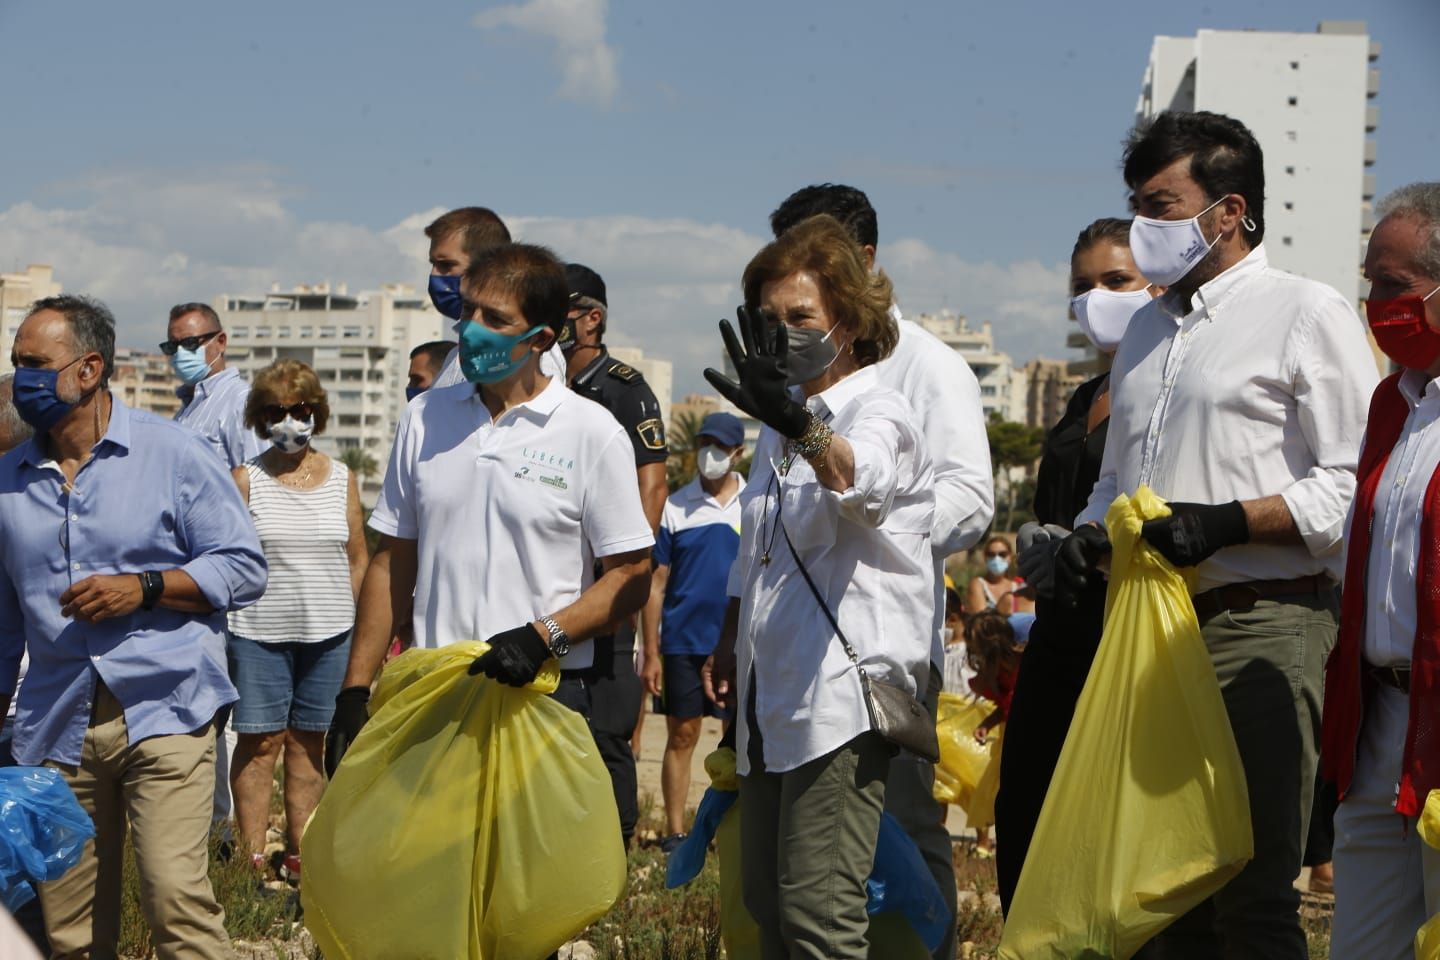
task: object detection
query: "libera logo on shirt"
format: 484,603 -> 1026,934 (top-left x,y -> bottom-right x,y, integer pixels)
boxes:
519,447 -> 574,489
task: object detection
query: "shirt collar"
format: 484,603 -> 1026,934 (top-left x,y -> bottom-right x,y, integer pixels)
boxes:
20,392 -> 133,467
177,366 -> 238,402
463,374 -> 569,420
1398,367 -> 1440,407
805,365 -> 879,421
571,347 -> 610,387
1160,243 -> 1268,320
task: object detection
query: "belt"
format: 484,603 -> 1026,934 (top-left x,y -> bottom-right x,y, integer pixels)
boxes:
1191,575 -> 1330,621
1365,663 -> 1411,694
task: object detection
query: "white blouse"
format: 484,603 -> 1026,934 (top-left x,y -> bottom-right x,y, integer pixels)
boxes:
734,366 -> 935,775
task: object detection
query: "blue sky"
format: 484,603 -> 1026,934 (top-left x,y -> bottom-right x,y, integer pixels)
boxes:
1,0 -> 1435,396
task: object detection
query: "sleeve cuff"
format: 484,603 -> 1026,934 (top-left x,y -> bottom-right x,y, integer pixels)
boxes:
591,533 -> 656,558
367,510 -> 413,540
181,555 -> 232,611
1279,482 -> 1345,557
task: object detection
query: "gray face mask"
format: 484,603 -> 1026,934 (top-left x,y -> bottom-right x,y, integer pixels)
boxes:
784,324 -> 840,386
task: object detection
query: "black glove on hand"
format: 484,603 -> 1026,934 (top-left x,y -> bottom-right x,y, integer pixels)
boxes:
1016,522 -> 1071,600
1055,525 -> 1112,605
1140,500 -> 1249,568
703,306 -> 810,439
324,686 -> 370,779
468,623 -> 552,687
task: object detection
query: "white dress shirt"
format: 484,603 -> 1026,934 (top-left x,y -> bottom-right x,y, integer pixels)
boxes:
1360,369 -> 1440,667
1078,245 -> 1378,592
734,366 -> 935,775
369,377 -> 654,669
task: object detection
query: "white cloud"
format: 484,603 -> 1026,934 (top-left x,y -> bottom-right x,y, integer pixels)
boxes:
473,0 -> 619,109
0,170 -> 1078,403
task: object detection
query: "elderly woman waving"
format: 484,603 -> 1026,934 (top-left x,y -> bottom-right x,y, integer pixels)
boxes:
704,214 -> 935,960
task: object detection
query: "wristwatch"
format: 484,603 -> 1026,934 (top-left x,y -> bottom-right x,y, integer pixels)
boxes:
537,615 -> 571,659
137,571 -> 164,611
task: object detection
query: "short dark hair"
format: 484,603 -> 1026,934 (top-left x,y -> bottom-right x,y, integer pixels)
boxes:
463,243 -> 570,333
425,207 -> 512,263
168,302 -> 221,330
1072,218 -> 1133,261
28,295 -> 116,386
409,339 -> 455,371
770,183 -> 878,249
1123,111 -> 1265,244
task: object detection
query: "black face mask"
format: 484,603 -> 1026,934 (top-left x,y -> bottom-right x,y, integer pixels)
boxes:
557,318 -> 577,351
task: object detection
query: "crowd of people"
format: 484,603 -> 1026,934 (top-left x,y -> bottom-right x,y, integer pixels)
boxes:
0,105 -> 1435,960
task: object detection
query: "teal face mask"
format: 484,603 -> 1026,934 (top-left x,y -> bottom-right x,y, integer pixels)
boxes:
458,320 -> 546,384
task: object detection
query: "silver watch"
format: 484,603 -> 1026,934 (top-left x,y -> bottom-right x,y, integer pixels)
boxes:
538,615 -> 571,659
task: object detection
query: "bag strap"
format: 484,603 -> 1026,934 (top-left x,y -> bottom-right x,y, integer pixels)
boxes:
779,520 -> 866,676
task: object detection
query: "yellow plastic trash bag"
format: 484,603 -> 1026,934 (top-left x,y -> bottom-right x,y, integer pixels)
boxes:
1417,790 -> 1440,959
933,693 -> 997,811
302,642 -> 626,960
1001,487 -> 1253,959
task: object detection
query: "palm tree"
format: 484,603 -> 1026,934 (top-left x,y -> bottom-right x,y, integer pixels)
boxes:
338,446 -> 379,485
666,410 -> 707,491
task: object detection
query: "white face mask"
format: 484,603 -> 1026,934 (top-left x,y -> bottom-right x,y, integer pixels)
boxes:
1072,286 -> 1153,353
269,415 -> 314,454
1128,196 -> 1226,286
697,445 -> 732,481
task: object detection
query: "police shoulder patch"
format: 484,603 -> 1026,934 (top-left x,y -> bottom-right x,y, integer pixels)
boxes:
607,363 -> 640,384
636,418 -> 666,450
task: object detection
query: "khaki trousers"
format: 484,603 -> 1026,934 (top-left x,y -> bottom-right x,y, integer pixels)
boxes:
39,685 -> 231,960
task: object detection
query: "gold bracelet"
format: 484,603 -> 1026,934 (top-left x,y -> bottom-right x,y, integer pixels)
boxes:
792,414 -> 834,462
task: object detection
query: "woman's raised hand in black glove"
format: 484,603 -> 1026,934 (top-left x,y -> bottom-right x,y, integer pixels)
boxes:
703,306 -> 810,439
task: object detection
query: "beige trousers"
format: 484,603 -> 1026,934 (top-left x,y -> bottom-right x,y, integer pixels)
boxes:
39,684 -> 231,960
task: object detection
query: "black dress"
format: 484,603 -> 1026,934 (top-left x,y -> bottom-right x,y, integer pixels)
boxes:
995,373 -> 1110,913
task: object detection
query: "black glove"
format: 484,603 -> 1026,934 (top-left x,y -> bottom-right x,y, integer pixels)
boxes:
324,686 -> 370,779
468,623 -> 552,687
703,306 -> 810,439
1055,525 -> 1112,605
1016,521 -> 1071,600
1140,501 -> 1249,568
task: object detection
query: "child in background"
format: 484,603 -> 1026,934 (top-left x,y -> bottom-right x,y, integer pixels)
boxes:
966,610 -> 1022,743
941,587 -> 973,695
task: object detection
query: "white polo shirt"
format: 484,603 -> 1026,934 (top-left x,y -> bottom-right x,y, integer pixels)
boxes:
369,377 -> 654,669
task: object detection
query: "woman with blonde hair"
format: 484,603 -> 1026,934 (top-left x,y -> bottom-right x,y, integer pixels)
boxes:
705,215 -> 934,959
229,359 -> 369,881
966,533 -> 1033,615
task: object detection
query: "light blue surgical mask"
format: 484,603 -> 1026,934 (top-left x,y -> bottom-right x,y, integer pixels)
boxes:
458,320 -> 546,385
170,344 -> 215,384
986,555 -> 1010,577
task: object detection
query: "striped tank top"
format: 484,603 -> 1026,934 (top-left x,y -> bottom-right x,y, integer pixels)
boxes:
229,457 -> 356,643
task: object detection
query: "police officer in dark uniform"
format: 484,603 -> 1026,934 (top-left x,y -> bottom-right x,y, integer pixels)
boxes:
561,263 -> 668,849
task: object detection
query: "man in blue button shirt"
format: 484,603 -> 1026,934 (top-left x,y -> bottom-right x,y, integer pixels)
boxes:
0,295 -> 267,959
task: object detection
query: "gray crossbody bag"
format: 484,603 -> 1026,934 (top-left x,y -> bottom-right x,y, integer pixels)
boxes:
780,522 -> 940,763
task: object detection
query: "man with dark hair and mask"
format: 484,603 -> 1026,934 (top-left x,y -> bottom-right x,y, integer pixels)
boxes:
0,295 -> 266,957
326,246 -> 654,803
1055,111 -> 1378,956
559,262 -> 668,850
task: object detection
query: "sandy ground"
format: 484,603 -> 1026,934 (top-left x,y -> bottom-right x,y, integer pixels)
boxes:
632,706 -> 972,839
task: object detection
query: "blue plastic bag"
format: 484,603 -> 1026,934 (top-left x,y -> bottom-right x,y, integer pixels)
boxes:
666,786 -> 737,889
0,767 -> 94,909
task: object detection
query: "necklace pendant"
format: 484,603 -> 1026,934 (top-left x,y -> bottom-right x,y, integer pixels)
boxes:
760,553 -> 770,566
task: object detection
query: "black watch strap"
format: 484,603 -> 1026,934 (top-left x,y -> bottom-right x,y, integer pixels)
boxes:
138,571 -> 164,611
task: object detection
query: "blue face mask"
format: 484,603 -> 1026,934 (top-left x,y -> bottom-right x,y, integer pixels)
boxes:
405,385 -> 425,402
428,274 -> 463,320
12,355 -> 87,433
986,555 -> 1010,577
458,320 -> 546,385
170,344 -> 214,385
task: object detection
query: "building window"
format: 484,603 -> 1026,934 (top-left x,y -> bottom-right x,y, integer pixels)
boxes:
319,326 -> 338,339
1286,130 -> 1297,142
255,326 -> 272,338
1284,201 -> 1295,211
342,326 -> 362,339
1285,166 -> 1296,175
1290,60 -> 1299,70
276,327 -> 291,339
231,326 -> 250,338
1287,96 -> 1298,106
299,326 -> 314,339
1282,236 -> 1294,246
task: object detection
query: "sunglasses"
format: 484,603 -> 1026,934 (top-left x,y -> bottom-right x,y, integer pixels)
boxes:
159,330 -> 221,356
259,402 -> 314,424
984,551 -> 1011,559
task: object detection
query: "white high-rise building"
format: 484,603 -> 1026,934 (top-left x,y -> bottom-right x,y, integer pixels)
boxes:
1136,21 -> 1380,308
0,264 -> 63,374
913,310 -> 1025,423
215,282 -> 448,500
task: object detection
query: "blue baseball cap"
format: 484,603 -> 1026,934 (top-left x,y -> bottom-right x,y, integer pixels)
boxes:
697,412 -> 744,447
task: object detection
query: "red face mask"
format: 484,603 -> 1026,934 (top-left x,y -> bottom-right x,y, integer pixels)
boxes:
1367,285 -> 1440,370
